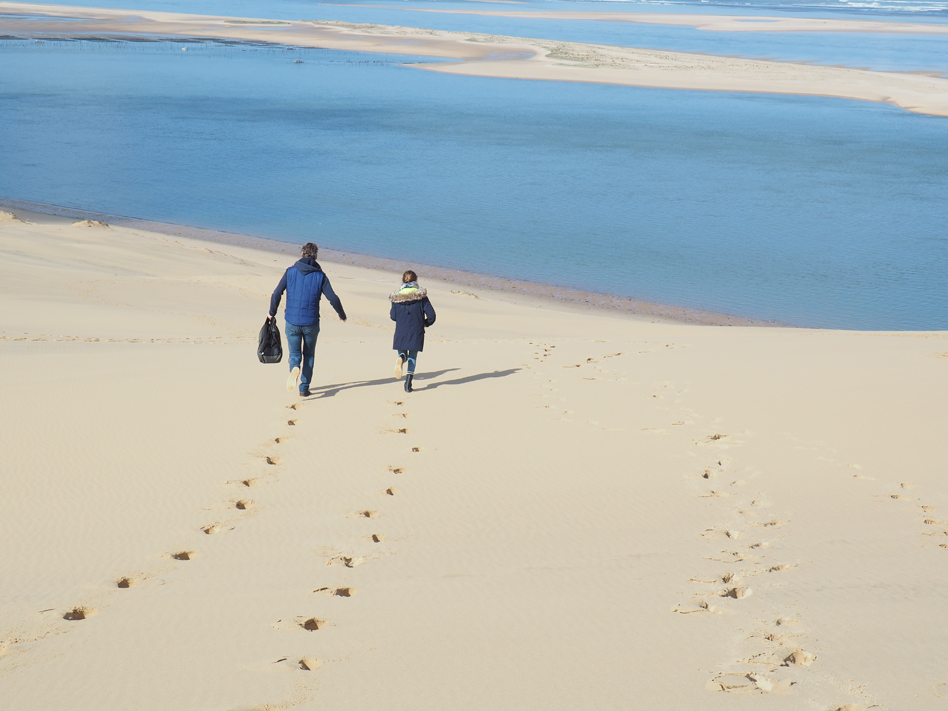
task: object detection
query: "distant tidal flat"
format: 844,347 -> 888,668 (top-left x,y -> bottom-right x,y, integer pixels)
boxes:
1,38 -> 947,330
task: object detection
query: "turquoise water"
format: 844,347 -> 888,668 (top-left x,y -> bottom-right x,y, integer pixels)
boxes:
2,38 -> 946,329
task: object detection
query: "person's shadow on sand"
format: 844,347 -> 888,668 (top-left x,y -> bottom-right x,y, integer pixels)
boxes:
418,368 -> 520,390
309,368 -> 520,399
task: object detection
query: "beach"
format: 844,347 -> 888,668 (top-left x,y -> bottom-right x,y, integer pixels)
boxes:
2,2 -> 948,116
2,211 -> 947,709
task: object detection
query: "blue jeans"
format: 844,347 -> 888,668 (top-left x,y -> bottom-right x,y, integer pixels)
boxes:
286,322 -> 319,392
398,350 -> 418,375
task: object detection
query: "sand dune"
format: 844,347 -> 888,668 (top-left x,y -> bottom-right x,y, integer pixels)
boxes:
1,213 -> 947,709
2,2 -> 948,116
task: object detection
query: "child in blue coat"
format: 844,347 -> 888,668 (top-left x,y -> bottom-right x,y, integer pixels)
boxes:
390,270 -> 436,393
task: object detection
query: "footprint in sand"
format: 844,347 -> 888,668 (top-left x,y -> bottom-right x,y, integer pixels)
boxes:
411,447 -> 422,453
333,587 -> 357,597
384,487 -> 398,496
235,499 -> 254,510
299,657 -> 321,671
287,403 -> 299,410
784,649 -> 816,667
116,576 -> 138,588
725,587 -> 753,599
274,437 -> 287,444
287,419 -> 297,426
241,478 -> 258,488
370,533 -> 385,543
356,510 -> 379,519
702,460 -> 731,479
202,523 -> 223,535
673,599 -> 722,615
170,551 -> 197,561
393,413 -> 410,419
696,434 -> 735,447
301,618 -> 326,631
702,528 -> 744,541
388,466 -> 405,474
63,607 -> 97,621
386,428 -> 409,435
266,456 -> 282,465
706,673 -> 792,695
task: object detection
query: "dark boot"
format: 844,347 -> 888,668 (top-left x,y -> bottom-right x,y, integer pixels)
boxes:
404,374 -> 413,393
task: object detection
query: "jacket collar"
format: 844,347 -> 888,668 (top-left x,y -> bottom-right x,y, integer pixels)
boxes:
390,285 -> 427,303
294,257 -> 322,275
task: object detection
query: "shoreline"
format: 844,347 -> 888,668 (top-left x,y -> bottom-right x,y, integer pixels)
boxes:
0,197 -> 770,328
1,3 -> 947,116
335,5 -> 948,36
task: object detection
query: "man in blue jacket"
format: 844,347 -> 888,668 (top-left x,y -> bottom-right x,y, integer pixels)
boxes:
268,243 -> 347,397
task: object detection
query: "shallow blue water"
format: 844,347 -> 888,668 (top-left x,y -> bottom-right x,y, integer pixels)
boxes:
17,0 -> 948,71
2,39 -> 946,329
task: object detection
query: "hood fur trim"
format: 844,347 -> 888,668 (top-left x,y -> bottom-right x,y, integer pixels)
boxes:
390,287 -> 427,303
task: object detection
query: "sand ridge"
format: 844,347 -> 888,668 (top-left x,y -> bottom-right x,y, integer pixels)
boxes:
2,2 -> 948,116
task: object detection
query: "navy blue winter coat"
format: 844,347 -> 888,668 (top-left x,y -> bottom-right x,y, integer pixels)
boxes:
390,285 -> 436,352
269,258 -> 346,326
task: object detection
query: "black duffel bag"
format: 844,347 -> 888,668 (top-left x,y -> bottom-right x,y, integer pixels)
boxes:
257,317 -> 283,364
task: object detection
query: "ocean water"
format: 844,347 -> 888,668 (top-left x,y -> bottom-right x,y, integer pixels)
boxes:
2,38 -> 946,329
22,0 -> 948,71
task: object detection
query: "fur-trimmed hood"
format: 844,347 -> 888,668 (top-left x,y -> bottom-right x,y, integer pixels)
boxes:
390,286 -> 428,303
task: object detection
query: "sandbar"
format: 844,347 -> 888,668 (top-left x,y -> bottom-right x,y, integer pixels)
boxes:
341,5 -> 948,36
2,2 -> 948,116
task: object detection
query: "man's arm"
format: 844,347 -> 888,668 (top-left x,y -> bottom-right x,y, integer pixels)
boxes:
321,276 -> 347,321
268,271 -> 288,318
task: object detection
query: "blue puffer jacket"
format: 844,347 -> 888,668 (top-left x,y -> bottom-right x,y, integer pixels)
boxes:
270,258 -> 346,326
390,283 -> 436,351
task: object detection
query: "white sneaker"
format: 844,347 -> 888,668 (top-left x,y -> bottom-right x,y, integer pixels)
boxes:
287,367 -> 300,392
394,355 -> 404,380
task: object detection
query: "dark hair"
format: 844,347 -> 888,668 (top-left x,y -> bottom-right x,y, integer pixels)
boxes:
301,242 -> 319,260
402,270 -> 417,283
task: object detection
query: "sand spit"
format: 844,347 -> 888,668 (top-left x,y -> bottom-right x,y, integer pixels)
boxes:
342,5 -> 948,36
2,212 -> 948,710
1,2 -> 947,116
